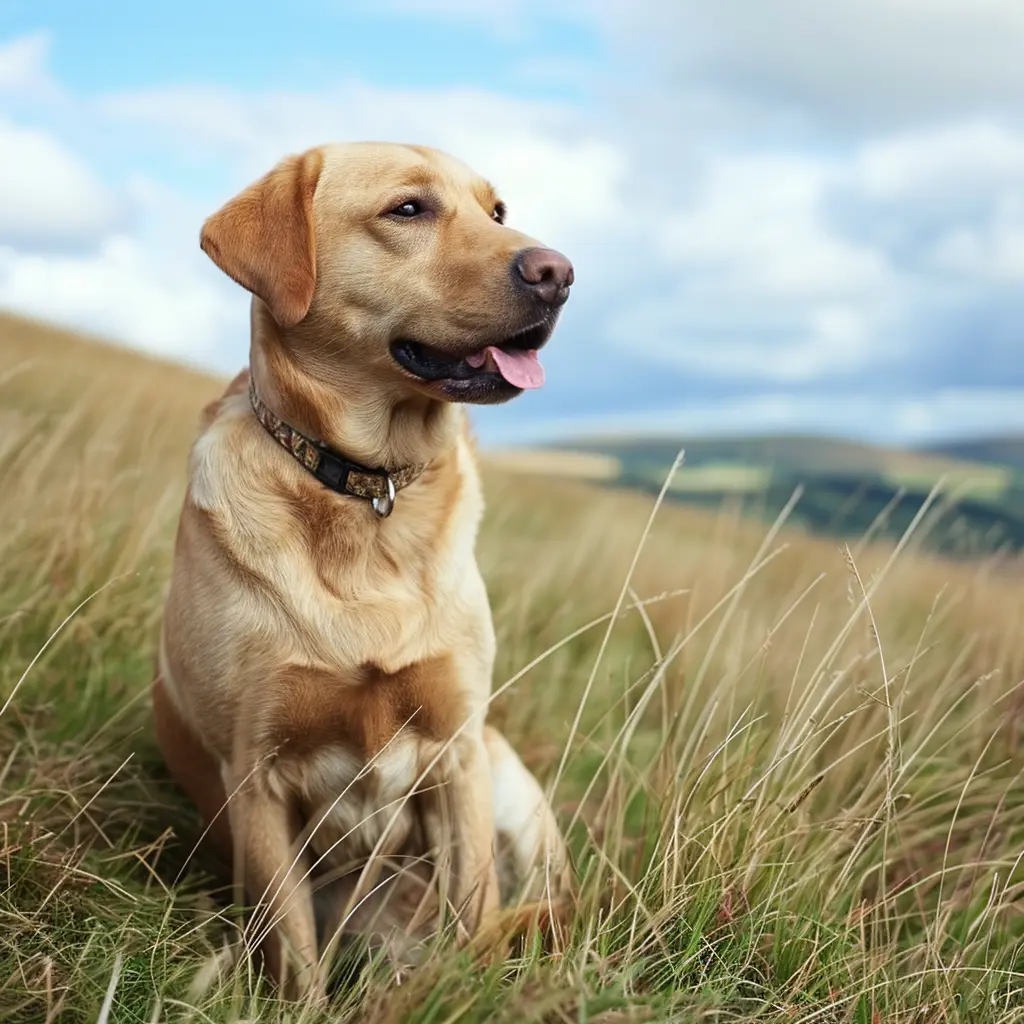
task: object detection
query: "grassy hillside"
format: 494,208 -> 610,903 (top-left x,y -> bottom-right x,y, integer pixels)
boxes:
3,311 -> 1024,1021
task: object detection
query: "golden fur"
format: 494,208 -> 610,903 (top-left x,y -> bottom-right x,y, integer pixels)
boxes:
153,142 -> 571,999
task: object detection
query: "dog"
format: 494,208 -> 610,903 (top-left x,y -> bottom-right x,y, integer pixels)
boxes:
151,142 -> 573,998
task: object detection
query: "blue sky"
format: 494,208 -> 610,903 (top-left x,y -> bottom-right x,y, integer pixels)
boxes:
2,1 -> 1024,445
0,2 -> 602,97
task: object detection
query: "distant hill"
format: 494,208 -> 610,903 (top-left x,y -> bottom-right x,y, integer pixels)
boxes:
562,433 -> 997,478
537,432 -> 1024,559
922,436 -> 1024,470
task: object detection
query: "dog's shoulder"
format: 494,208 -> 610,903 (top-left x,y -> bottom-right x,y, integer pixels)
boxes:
186,369 -> 269,513
198,368 -> 250,432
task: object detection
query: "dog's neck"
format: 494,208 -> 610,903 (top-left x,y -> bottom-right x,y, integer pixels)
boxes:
248,302 -> 462,472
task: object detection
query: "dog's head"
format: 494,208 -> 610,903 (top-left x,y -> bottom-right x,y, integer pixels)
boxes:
200,142 -> 573,405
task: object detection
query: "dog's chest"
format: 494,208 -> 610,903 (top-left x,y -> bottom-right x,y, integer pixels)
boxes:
260,505 -> 476,673
280,740 -> 426,864
190,408 -> 486,674
264,655 -> 466,863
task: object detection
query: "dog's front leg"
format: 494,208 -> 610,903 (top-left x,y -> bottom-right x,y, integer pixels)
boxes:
422,736 -> 500,942
229,768 -> 321,1001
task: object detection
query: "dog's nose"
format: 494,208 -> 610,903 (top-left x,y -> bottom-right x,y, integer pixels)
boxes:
513,247 -> 574,306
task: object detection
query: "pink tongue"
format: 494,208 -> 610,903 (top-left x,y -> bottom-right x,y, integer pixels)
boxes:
466,347 -> 545,389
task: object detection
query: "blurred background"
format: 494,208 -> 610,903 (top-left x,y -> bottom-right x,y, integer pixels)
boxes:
3,0 -> 1024,549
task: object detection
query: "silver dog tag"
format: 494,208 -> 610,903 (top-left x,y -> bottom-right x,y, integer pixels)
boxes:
372,476 -> 396,518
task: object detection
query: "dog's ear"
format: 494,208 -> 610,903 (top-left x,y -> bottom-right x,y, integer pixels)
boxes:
200,149 -> 324,329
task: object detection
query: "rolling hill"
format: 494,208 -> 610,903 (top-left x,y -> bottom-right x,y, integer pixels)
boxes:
923,435 -> 1024,470
511,433 -> 1024,557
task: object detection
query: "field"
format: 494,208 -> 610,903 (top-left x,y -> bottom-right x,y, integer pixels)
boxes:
2,309 -> 1024,1022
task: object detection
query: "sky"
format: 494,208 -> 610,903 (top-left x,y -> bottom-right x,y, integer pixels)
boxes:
2,1 -> 1024,446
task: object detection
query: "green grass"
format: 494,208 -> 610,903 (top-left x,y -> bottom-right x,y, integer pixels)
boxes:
3,311 -> 1024,1021
881,469 -> 1011,501
667,464 -> 770,493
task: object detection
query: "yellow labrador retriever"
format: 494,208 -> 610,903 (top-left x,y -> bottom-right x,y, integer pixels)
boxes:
152,142 -> 572,997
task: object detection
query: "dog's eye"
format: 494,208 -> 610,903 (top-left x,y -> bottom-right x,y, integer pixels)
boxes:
492,202 -> 507,224
391,200 -> 424,218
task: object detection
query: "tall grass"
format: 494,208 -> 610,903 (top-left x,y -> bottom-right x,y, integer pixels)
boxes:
2,312 -> 1024,1022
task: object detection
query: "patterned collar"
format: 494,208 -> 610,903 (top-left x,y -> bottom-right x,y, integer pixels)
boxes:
248,379 -> 426,518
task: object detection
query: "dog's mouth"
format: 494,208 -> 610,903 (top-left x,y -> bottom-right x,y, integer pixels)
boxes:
390,321 -> 553,391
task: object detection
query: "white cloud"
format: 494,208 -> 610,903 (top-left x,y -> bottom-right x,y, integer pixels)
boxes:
591,0 -> 1024,130
0,33 -> 59,101
0,171 -> 244,366
859,122 -> 1024,200
98,83 -> 627,251
932,197 -> 1024,282
0,118 -> 121,248
660,155 -> 887,301
602,153 -> 896,383
0,233 -> 244,365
